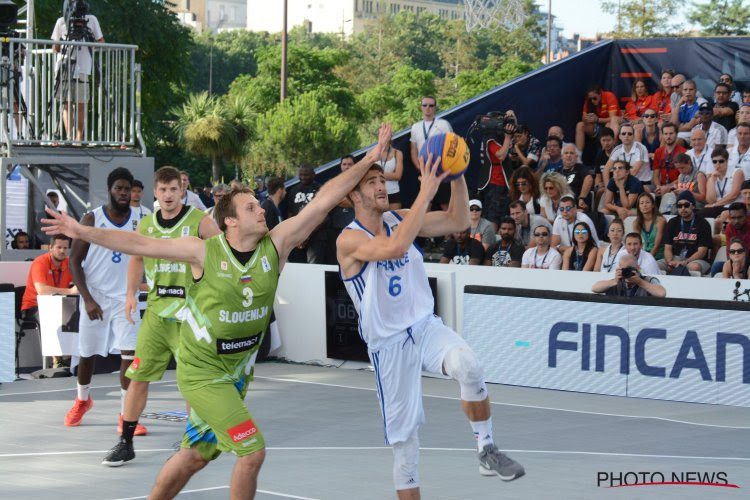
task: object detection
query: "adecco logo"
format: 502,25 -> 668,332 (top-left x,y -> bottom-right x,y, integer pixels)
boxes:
228,419 -> 257,443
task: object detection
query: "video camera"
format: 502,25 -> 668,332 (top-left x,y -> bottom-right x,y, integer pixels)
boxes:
470,111 -> 517,137
64,0 -> 92,41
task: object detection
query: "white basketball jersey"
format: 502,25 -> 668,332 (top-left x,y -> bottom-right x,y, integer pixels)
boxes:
82,206 -> 139,300
342,211 -> 434,351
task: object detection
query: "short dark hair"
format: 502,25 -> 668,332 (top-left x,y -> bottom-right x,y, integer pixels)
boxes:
711,147 -> 729,160
715,82 -> 731,93
266,177 -> 285,196
213,186 -> 255,232
625,232 -> 642,243
154,166 -> 181,186
737,121 -> 750,132
675,153 -> 691,164
515,123 -> 529,135
741,180 -> 750,191
508,200 -> 527,211
499,216 -> 516,228
728,202 -> 747,214
298,163 -> 314,172
585,84 -> 602,95
600,127 -> 615,139
340,154 -> 354,163
132,179 -> 144,189
545,136 -> 562,147
661,122 -> 677,133
107,167 -> 133,191
421,95 -> 437,104
50,234 -> 71,246
613,159 -> 630,171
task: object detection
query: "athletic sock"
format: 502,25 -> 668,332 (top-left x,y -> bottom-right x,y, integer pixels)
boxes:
120,389 -> 127,415
470,418 -> 494,451
77,383 -> 91,401
122,420 -> 138,444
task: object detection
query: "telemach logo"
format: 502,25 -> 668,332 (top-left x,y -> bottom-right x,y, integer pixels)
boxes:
597,471 -> 739,488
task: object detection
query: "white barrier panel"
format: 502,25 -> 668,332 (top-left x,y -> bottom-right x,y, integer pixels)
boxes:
463,286 -> 750,407
0,289 -> 14,382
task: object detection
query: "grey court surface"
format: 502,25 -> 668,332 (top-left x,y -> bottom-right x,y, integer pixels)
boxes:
1,361 -> 749,500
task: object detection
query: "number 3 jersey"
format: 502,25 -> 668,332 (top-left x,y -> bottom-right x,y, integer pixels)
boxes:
341,211 -> 433,351
81,206 -> 139,300
177,233 -> 279,389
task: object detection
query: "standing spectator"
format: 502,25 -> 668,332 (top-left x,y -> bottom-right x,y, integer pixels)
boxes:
672,80 -> 702,143
539,172 -> 573,224
660,190 -> 712,274
130,179 -> 151,220
504,124 -> 541,171
479,116 -> 518,231
551,195 -> 600,253
624,79 -> 655,123
440,229 -> 484,265
692,102 -> 728,152
652,122 -> 686,196
509,166 -> 541,215
468,199 -> 495,251
719,73 -> 744,107
646,70 -> 674,120
559,144 -> 594,211
521,224 -> 562,269
728,122 -> 750,180
198,185 -> 214,209
575,84 -> 621,161
378,141 -> 404,209
602,160 -> 644,220
722,238 -> 749,279
21,234 -> 78,316
687,128 -> 711,175
713,82 -> 739,131
179,171 -> 208,211
613,232 -> 662,275
12,231 -> 30,249
509,200 -> 548,249
633,192 -> 666,261
410,95 -> 452,211
260,178 -> 286,231
604,123 -> 651,187
286,163 -> 326,263
727,105 -> 750,149
595,218 -> 625,273
484,217 -> 524,267
703,148 -> 744,219
205,183 -> 229,220
537,136 -> 564,174
561,221 -> 598,271
592,254 -> 666,297
635,108 -> 660,158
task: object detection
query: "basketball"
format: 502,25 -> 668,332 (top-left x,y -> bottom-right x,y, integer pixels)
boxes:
419,132 -> 470,181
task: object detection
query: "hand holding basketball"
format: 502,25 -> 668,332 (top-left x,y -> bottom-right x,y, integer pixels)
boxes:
419,132 -> 470,182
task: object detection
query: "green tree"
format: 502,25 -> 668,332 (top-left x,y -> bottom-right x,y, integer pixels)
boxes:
688,0 -> 750,35
244,90 -> 360,178
601,0 -> 682,37
441,57 -> 537,107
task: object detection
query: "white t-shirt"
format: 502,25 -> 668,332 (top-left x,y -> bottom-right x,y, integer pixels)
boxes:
409,118 -> 452,152
728,146 -> 750,181
691,122 -> 728,153
522,246 -> 561,269
612,248 -> 660,276
610,142 -> 652,183
687,148 -> 712,176
727,128 -> 738,150
552,211 -> 600,248
51,15 -> 104,76
132,204 -> 152,220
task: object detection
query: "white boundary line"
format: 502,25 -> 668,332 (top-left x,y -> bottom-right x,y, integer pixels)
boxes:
2,446 -> 749,462
255,376 -> 750,430
0,379 -> 176,396
112,486 -> 318,500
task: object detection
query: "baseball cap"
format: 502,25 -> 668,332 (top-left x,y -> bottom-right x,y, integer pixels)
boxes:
469,199 -> 482,209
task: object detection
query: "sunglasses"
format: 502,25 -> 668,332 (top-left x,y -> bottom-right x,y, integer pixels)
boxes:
729,248 -> 746,255
620,132 -> 634,136
712,159 -> 726,164
469,207 -> 481,211
642,114 -> 657,118
534,232 -> 549,237
515,182 -> 529,186
676,202 -> 692,208
560,206 -> 574,212
613,166 -> 628,171
544,186 -> 556,191
574,229 -> 589,235
421,103 -> 436,108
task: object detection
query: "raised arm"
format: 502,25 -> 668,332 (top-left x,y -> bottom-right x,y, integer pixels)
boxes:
270,123 -> 392,262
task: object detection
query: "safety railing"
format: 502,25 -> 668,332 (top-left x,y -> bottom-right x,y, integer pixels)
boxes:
0,37 -> 141,150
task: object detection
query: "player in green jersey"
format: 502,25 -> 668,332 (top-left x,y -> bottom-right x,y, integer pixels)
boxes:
102,166 -> 221,466
42,123 -> 392,500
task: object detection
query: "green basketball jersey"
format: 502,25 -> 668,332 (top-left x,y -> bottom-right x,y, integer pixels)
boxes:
177,233 -> 279,388
139,206 -> 206,318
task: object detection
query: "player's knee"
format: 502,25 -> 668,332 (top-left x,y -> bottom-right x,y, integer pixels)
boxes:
443,346 -> 487,402
392,434 -> 419,490
180,447 -> 209,473
238,448 -> 266,473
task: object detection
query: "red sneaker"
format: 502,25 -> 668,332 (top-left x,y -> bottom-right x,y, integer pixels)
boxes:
64,397 -> 93,426
117,415 -> 148,436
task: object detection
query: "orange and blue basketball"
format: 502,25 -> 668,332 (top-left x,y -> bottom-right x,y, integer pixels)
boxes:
419,132 -> 470,181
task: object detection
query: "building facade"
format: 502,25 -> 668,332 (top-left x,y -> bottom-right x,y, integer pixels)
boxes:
169,0 -> 247,32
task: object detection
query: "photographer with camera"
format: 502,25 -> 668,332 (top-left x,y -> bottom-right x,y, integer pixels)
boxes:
51,0 -> 104,142
591,253 -> 666,298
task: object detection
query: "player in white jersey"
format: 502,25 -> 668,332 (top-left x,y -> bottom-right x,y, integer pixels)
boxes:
337,156 -> 525,499
66,167 -> 146,433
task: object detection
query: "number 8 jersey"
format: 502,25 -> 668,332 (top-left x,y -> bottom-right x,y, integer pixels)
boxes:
81,206 -> 139,300
341,211 -> 433,351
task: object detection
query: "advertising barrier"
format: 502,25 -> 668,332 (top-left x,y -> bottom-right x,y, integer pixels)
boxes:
463,286 -> 750,407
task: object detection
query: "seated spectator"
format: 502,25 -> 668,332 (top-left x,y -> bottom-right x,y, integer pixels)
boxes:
575,84 -> 621,162
561,221 -> 598,271
559,144 -> 594,212
652,122 -> 686,196
727,105 -> 750,149
552,195 -> 600,253
672,79 -> 702,143
593,127 -> 616,196
595,218 -> 625,273
604,123 -> 651,188
669,73 -> 686,111
504,124 -> 541,171
591,254 -> 666,297
537,136 -> 564,174
625,79 -> 655,124
485,217 -> 524,267
612,232 -> 661,275
633,192 -> 666,261
635,107 -> 660,157
666,153 -> 707,211
509,166 -> 541,215
692,102 -> 728,152
729,122 -> 750,179
12,231 -> 30,249
378,141 -> 404,209
602,160 -> 644,219
509,200 -> 549,248
539,172 -> 572,223
719,73 -> 744,107
712,203 -> 750,276
702,147 -> 744,219
659,190 -> 712,274
468,199 -> 495,251
20,235 -> 78,320
722,238 -> 749,279
713,82 -> 739,131
744,89 -> 750,106
686,128 -> 711,175
441,229 -> 484,265
646,69 -> 674,120
521,224 -> 562,269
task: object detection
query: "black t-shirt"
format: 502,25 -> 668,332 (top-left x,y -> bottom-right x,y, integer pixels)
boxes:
260,198 -> 281,231
286,182 -> 321,218
485,239 -> 524,267
443,238 -> 485,265
665,215 -> 712,258
606,175 -> 644,206
559,163 -> 592,199
594,150 -> 611,177
329,206 -> 355,231
714,102 -> 739,131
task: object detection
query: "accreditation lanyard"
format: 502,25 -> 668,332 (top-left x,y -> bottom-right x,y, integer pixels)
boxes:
716,176 -> 728,199
532,248 -> 549,269
422,120 -> 435,143
49,262 -> 62,287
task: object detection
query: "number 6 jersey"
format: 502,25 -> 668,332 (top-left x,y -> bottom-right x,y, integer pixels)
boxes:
341,211 -> 433,351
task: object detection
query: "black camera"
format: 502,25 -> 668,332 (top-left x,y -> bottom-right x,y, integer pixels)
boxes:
64,0 -> 91,41
472,111 -> 516,137
621,266 -> 637,279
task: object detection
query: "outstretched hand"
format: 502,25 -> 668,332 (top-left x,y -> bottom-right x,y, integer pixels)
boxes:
376,122 -> 392,151
41,207 -> 82,239
418,153 -> 449,201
